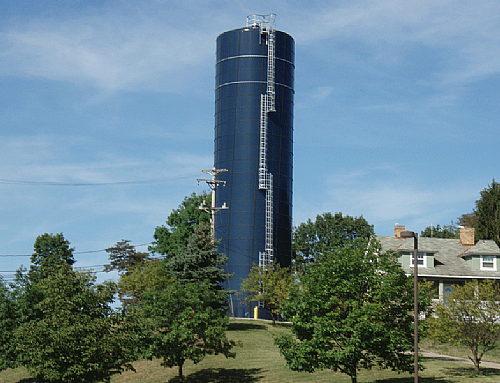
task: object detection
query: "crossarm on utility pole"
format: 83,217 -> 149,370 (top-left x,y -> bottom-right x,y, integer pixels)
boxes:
197,168 -> 229,240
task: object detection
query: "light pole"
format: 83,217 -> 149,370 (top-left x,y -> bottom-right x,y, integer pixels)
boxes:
401,230 -> 419,383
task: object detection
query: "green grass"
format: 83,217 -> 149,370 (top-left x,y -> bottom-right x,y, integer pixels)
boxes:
1,319 -> 500,382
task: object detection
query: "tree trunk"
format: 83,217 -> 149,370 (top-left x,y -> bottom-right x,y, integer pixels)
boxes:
350,375 -> 357,383
179,361 -> 184,377
470,350 -> 482,375
473,358 -> 481,375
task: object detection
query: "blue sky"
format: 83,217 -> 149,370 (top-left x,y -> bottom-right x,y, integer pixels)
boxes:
1,1 -> 499,283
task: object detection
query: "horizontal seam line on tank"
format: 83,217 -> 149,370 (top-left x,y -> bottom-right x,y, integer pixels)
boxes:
215,81 -> 294,92
216,55 -> 294,66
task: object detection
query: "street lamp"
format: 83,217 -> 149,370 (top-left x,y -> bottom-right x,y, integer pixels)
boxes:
400,230 -> 419,383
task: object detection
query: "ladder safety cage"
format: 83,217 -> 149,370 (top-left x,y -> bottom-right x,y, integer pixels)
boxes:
265,174 -> 274,255
249,14 -> 276,267
258,94 -> 268,189
246,14 -> 276,111
266,27 -> 276,112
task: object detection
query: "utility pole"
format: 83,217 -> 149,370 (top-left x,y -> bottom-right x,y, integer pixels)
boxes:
197,168 -> 228,240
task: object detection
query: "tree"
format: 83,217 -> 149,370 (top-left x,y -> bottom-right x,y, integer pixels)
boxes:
474,179 -> 500,246
456,180 -> 500,245
137,277 -> 236,378
240,261 -> 295,325
165,222 -> 230,289
14,265 -> 140,383
275,240 -> 430,383
30,232 -> 75,281
457,212 -> 477,229
119,223 -> 230,306
13,233 -> 76,324
104,240 -> 150,274
150,191 -> 211,257
0,277 -> 18,371
428,279 -> 500,374
104,240 -> 150,306
420,223 -> 459,238
292,212 -> 374,267
127,192 -> 235,378
117,258 -> 167,305
123,221 -> 235,378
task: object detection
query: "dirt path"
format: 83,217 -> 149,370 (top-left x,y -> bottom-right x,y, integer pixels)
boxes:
421,350 -> 500,370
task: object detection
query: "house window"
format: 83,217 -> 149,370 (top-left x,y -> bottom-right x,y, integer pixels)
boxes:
481,255 -> 497,270
410,252 -> 426,267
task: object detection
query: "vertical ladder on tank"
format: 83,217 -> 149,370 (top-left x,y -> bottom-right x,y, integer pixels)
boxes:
247,13 -> 276,267
265,174 -> 273,256
258,94 -> 268,189
252,14 -> 276,268
266,25 -> 276,112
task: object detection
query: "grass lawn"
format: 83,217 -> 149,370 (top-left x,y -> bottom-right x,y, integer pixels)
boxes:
1,319 -> 500,382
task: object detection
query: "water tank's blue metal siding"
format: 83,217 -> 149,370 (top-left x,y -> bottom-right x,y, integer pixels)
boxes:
214,26 -> 294,318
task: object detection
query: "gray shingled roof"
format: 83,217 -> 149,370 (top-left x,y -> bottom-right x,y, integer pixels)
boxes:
376,235 -> 500,279
464,240 -> 500,256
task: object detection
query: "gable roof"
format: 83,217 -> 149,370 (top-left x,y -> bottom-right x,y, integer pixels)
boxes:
463,240 -> 500,256
377,235 -> 500,279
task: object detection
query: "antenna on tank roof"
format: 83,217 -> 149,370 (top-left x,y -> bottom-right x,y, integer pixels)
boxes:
246,13 -> 276,29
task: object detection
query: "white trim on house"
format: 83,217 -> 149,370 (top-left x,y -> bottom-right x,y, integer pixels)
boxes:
410,252 -> 427,268
404,273 -> 500,280
481,255 -> 497,271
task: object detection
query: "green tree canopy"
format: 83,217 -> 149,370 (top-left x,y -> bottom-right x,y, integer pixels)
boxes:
420,223 -> 459,238
118,259 -> 168,304
122,192 -> 235,378
240,261 -> 295,325
165,222 -> 230,289
133,274 -> 236,378
150,191 -> 211,257
0,277 -> 18,371
119,223 -> 230,306
428,279 -> 500,375
276,240 -> 430,383
14,265 -> 140,383
292,212 -> 374,267
30,233 -> 75,281
104,239 -> 150,275
457,212 -> 477,229
104,239 -> 151,307
455,179 -> 500,245
475,179 -> 500,246
14,233 -> 76,323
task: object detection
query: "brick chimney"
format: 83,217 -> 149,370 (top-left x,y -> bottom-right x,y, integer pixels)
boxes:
460,227 -> 475,246
394,224 -> 406,239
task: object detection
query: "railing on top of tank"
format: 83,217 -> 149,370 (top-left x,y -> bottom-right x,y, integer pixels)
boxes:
246,13 -> 276,31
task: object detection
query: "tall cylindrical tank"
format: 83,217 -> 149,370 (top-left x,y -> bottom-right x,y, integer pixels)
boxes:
214,16 -> 294,318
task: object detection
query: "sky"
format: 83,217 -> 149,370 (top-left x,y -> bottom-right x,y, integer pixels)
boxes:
1,1 -> 500,284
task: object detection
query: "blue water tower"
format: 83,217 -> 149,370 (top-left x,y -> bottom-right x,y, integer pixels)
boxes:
214,14 -> 294,317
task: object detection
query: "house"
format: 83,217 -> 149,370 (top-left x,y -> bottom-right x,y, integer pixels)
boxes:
377,225 -> 500,300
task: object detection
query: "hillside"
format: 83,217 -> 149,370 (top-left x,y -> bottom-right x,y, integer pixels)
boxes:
1,319 -> 500,382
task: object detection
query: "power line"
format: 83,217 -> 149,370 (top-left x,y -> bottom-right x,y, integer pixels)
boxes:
0,172 -> 201,187
0,242 -> 152,257
0,265 -> 106,274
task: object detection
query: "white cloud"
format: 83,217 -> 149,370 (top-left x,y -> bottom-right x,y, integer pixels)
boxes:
310,86 -> 334,100
0,134 -> 211,186
293,162 -> 481,235
291,1 -> 500,88
0,5 -> 219,93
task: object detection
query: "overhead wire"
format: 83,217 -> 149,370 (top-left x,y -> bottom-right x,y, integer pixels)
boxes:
0,172 -> 201,187
0,242 -> 153,257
